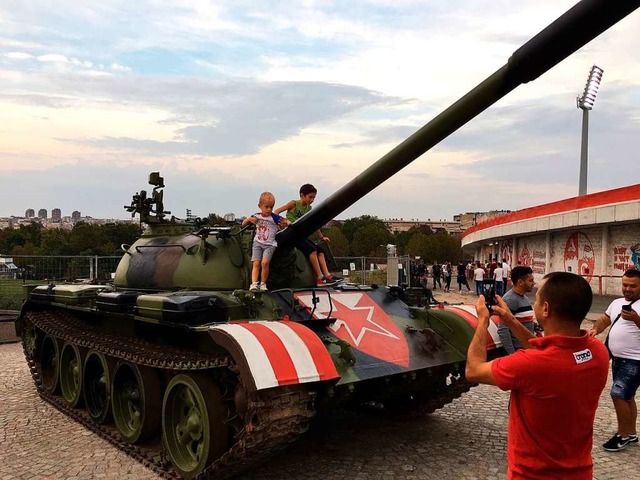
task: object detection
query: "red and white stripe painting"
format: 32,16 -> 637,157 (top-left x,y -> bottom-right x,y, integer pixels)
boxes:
443,305 -> 502,349
209,320 -> 340,391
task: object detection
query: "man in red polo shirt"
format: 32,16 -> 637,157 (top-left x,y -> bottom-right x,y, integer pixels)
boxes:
466,272 -> 609,479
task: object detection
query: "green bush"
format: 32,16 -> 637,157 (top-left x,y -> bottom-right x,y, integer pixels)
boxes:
0,280 -> 35,310
345,269 -> 387,285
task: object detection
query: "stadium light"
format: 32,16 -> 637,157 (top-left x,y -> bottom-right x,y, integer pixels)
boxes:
576,65 -> 604,196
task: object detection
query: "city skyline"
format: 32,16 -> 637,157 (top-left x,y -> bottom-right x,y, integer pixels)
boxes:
1,204 -> 467,224
2,1 -> 640,221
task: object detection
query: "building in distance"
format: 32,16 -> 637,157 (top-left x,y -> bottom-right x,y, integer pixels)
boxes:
383,218 -> 465,235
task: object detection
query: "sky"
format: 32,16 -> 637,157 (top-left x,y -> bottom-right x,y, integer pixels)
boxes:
1,1 -> 639,222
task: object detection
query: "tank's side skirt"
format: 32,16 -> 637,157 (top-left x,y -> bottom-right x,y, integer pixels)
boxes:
21,310 -> 316,480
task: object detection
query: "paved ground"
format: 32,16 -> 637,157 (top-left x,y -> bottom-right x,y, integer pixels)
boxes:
2,295 -> 640,479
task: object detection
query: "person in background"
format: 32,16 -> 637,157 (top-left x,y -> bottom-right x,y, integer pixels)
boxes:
502,258 -> 511,292
466,261 -> 474,282
466,272 -> 609,479
443,262 -> 452,292
457,261 -> 471,292
432,262 -> 442,290
489,258 -> 498,279
473,262 -> 486,296
498,266 -> 536,354
493,263 -> 504,296
589,268 -> 640,451
242,192 -> 289,291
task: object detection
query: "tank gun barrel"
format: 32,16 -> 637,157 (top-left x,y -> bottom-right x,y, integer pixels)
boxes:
277,0 -> 640,247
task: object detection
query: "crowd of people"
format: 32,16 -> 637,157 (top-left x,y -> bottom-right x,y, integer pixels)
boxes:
411,257 -> 513,295
413,259 -> 640,478
466,267 -> 640,479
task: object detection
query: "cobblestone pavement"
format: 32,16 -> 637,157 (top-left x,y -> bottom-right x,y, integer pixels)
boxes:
1,311 -> 639,479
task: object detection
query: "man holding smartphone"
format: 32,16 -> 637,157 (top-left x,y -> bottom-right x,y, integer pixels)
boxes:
467,272 -> 609,479
589,268 -> 640,451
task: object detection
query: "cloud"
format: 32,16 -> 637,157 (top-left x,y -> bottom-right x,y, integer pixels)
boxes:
1,0 -> 640,223
47,79 -> 397,156
3,51 -> 33,60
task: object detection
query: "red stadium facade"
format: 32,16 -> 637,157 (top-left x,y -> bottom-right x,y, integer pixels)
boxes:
461,184 -> 640,295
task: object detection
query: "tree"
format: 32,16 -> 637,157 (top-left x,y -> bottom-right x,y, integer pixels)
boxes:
341,215 -> 389,245
392,225 -> 435,254
11,241 -> 40,256
207,213 -> 228,225
69,223 -> 104,255
0,228 -> 10,253
39,229 -> 72,255
404,231 -> 462,264
351,223 -> 393,256
324,226 -> 349,256
2,223 -> 43,254
424,231 -> 463,264
100,223 -> 141,254
406,233 -> 430,260
411,224 -> 435,236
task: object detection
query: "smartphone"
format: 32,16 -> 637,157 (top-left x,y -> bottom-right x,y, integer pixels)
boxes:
621,304 -> 632,312
483,283 -> 496,309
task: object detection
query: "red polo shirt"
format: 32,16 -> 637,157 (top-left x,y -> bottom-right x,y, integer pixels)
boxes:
491,331 -> 608,480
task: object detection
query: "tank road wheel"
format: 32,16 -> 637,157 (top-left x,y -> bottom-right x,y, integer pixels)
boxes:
83,351 -> 114,424
21,317 -> 38,359
111,361 -> 161,444
59,342 -> 84,407
162,373 -> 228,479
38,334 -> 60,395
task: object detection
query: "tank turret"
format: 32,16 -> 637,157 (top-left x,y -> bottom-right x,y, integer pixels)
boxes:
16,1 -> 640,479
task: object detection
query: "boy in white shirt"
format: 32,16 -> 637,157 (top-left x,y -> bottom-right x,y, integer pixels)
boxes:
242,192 -> 289,291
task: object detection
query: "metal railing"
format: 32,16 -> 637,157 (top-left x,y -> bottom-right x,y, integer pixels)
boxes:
333,255 -> 413,286
1,254 -> 412,305
0,255 -> 121,309
580,274 -> 624,297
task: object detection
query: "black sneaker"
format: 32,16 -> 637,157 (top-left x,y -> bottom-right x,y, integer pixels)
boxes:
603,434 -> 630,452
325,274 -> 343,282
629,434 -> 638,445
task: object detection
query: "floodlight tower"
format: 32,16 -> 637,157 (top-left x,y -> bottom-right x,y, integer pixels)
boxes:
576,65 -> 604,196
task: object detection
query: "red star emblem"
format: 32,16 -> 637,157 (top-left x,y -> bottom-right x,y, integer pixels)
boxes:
294,292 -> 409,367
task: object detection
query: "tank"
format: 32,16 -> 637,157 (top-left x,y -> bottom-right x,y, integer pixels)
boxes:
14,1 -> 640,478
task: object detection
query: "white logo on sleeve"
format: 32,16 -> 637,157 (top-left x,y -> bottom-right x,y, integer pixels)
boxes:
573,348 -> 593,364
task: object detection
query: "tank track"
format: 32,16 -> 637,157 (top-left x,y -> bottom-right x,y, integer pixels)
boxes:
372,374 -> 475,418
21,309 -> 316,479
408,376 -> 475,416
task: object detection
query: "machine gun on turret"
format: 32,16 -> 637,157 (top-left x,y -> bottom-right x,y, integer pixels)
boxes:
124,171 -> 171,224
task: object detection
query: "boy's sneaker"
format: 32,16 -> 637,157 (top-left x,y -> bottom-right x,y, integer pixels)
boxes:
316,277 -> 336,287
628,434 -> 638,444
259,283 -> 268,291
325,274 -> 343,282
603,433 -> 630,452
249,282 -> 259,291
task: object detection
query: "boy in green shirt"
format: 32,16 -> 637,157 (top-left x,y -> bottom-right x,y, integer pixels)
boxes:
275,184 -> 341,286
